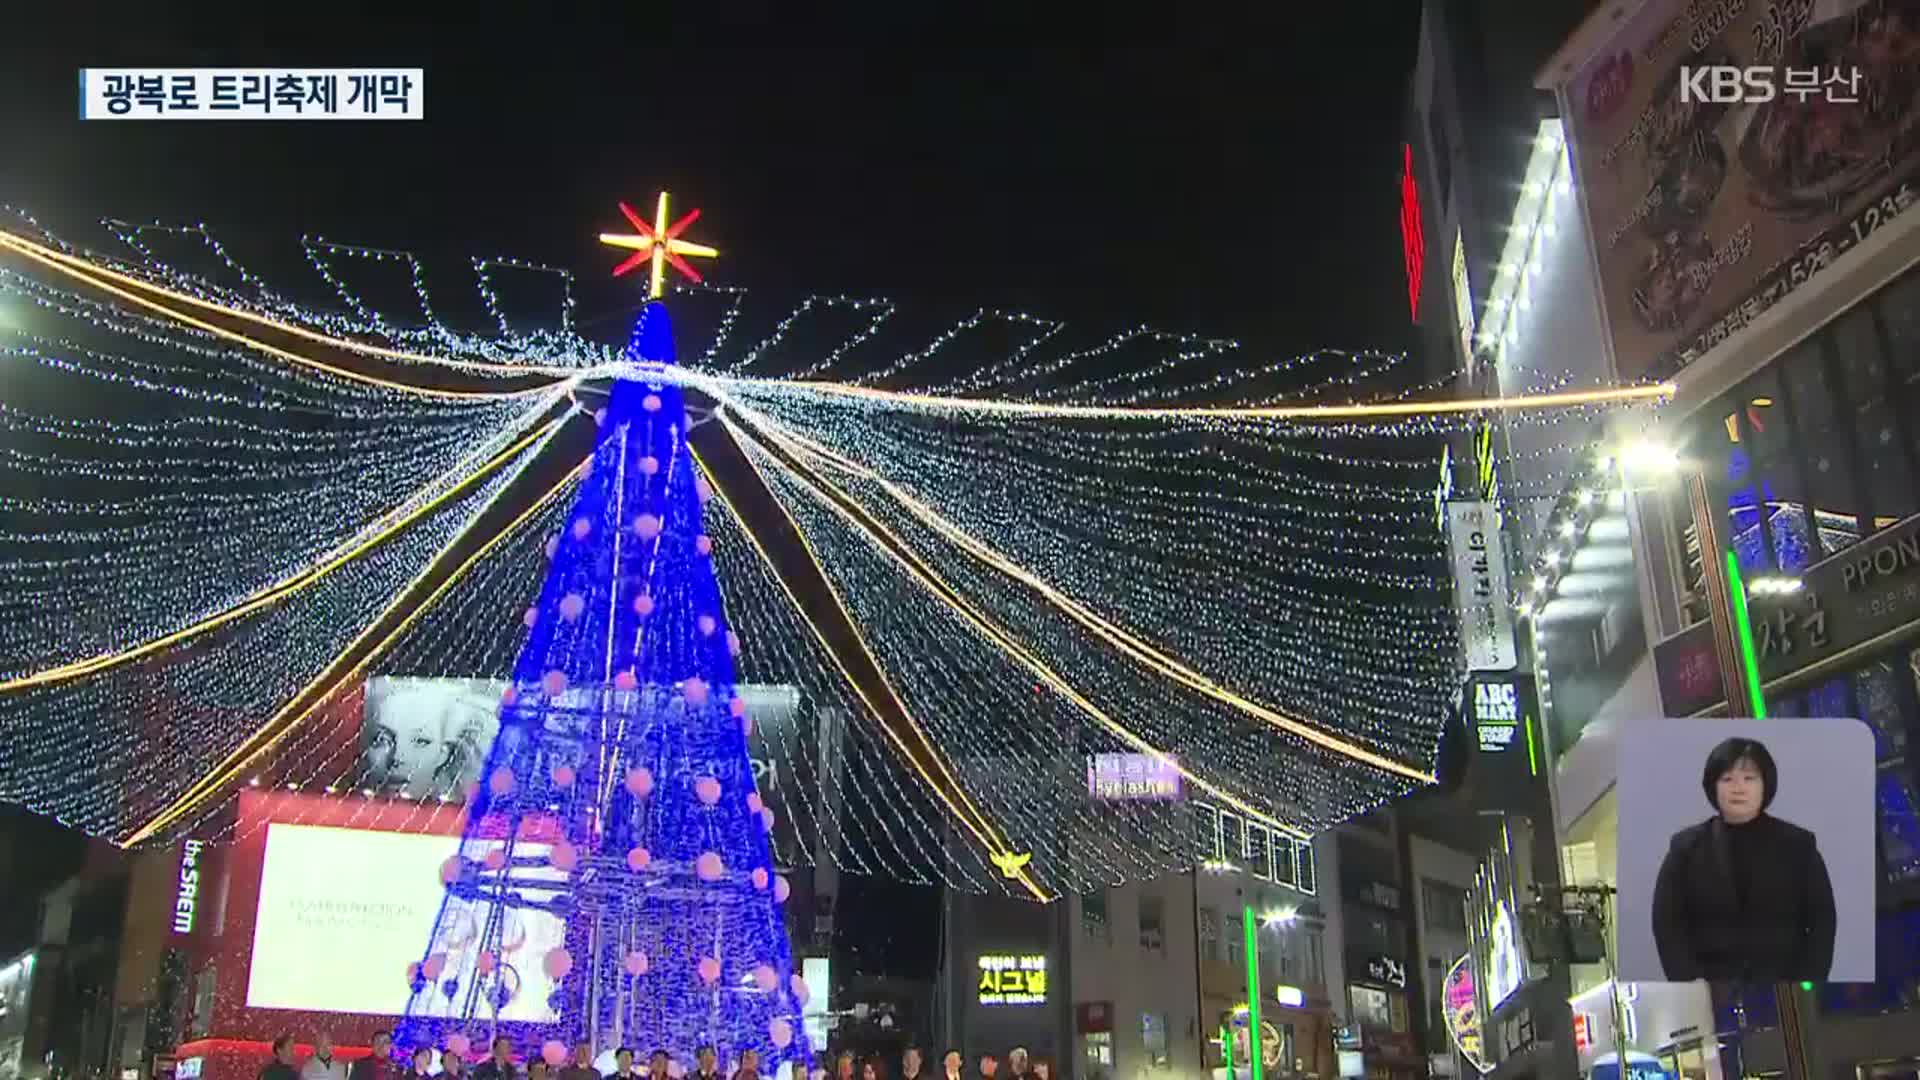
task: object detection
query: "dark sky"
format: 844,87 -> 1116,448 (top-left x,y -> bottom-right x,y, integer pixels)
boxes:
2,9 -> 1425,360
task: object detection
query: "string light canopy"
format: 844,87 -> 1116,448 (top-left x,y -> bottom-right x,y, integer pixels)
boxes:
0,201 -> 1668,894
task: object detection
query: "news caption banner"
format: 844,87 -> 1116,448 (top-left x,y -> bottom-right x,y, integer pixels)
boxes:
79,68 -> 423,120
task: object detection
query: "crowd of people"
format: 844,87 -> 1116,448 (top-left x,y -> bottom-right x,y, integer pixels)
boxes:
254,1036 -> 1057,1080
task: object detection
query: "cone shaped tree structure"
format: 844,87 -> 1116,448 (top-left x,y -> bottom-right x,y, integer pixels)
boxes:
397,301 -> 813,1073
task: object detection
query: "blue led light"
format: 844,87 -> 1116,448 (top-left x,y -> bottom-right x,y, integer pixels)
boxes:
398,301 -> 812,1076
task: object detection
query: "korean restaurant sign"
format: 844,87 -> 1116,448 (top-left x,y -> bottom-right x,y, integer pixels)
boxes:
1445,502 -> 1517,672
977,954 -> 1047,1006
1555,0 -> 1920,382
1745,511 -> 1920,682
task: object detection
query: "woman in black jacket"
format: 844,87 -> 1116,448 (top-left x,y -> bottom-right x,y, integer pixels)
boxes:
1650,736 -> 1837,982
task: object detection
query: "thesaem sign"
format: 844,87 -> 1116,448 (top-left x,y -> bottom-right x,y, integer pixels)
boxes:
173,840 -> 205,935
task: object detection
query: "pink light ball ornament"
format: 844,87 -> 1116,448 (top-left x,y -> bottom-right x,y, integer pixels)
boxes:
760,806 -> 777,831
696,852 -> 725,881
542,670 -> 569,697
633,593 -> 656,617
489,766 -> 516,797
697,614 -> 717,636
550,763 -> 576,788
558,593 -> 586,622
741,716 -> 754,737
544,947 -> 573,980
773,875 -> 791,903
730,696 -> 748,718
422,952 -> 448,980
439,856 -> 466,884
544,536 -> 560,560
476,951 -> 497,975
643,393 -> 662,412
695,535 -> 713,556
726,631 -> 742,657
624,766 -> 654,797
614,669 -> 639,692
696,477 -> 714,503
695,776 -> 722,805
406,961 -> 421,985
484,848 -> 507,870
697,956 -> 722,984
501,685 -> 520,707
551,841 -> 578,872
543,1042 -> 568,1067
789,973 -> 810,1005
751,867 -> 769,890
753,964 -> 779,991
634,514 -> 662,540
682,677 -> 710,706
446,1035 -> 472,1059
626,846 -> 652,871
746,792 -> 764,814
769,1019 -> 794,1049
522,607 -> 539,629
571,518 -> 592,541
625,950 -> 649,976
640,456 -> 660,476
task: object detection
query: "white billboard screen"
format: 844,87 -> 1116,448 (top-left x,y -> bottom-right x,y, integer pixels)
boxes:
246,823 -> 567,1020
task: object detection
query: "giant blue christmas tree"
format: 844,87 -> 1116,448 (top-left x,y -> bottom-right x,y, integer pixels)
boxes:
397,196 -> 812,1073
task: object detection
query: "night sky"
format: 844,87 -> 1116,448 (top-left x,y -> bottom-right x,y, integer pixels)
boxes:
2,10 -> 1425,360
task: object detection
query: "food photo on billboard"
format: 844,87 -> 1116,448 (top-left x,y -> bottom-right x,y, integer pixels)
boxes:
1616,717 -> 1876,984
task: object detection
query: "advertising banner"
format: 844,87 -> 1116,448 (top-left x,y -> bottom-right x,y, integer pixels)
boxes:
361,677 -> 814,863
1445,502 -> 1518,672
1558,0 -> 1920,381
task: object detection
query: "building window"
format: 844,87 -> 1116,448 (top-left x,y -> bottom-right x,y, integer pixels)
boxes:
1421,879 -> 1468,936
1139,894 -> 1165,952
1350,984 -> 1394,1031
1194,802 -> 1222,862
1245,822 -> 1273,881
1221,813 -> 1247,869
1226,913 -> 1244,968
1199,906 -> 1222,964
1083,888 -> 1111,944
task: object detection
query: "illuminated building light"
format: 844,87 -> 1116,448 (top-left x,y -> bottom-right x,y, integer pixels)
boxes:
1401,144 -> 1425,321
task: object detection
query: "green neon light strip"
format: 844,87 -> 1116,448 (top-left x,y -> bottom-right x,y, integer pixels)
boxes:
1524,712 -> 1539,777
1724,551 -> 1768,720
1222,1025 -> 1234,1080
1242,905 -> 1263,1080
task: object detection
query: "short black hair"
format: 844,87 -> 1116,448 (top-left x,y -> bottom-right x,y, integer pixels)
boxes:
616,1049 -> 635,1060
493,1037 -> 514,1050
575,1042 -> 592,1050
413,1048 -> 433,1062
1702,736 -> 1778,811
697,1047 -> 717,1057
273,1036 -> 295,1056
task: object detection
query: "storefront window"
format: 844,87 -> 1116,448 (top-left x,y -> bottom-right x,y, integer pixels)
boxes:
1351,984 -> 1394,1030
1779,339 -> 1863,555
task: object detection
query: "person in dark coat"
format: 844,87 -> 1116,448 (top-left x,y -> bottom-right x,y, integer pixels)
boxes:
1650,736 -> 1837,982
260,1036 -> 300,1080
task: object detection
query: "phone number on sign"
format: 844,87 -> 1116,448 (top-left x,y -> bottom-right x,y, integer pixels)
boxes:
1678,182 -> 1916,365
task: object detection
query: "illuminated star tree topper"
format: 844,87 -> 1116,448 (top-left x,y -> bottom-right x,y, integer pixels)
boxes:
598,191 -> 720,299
